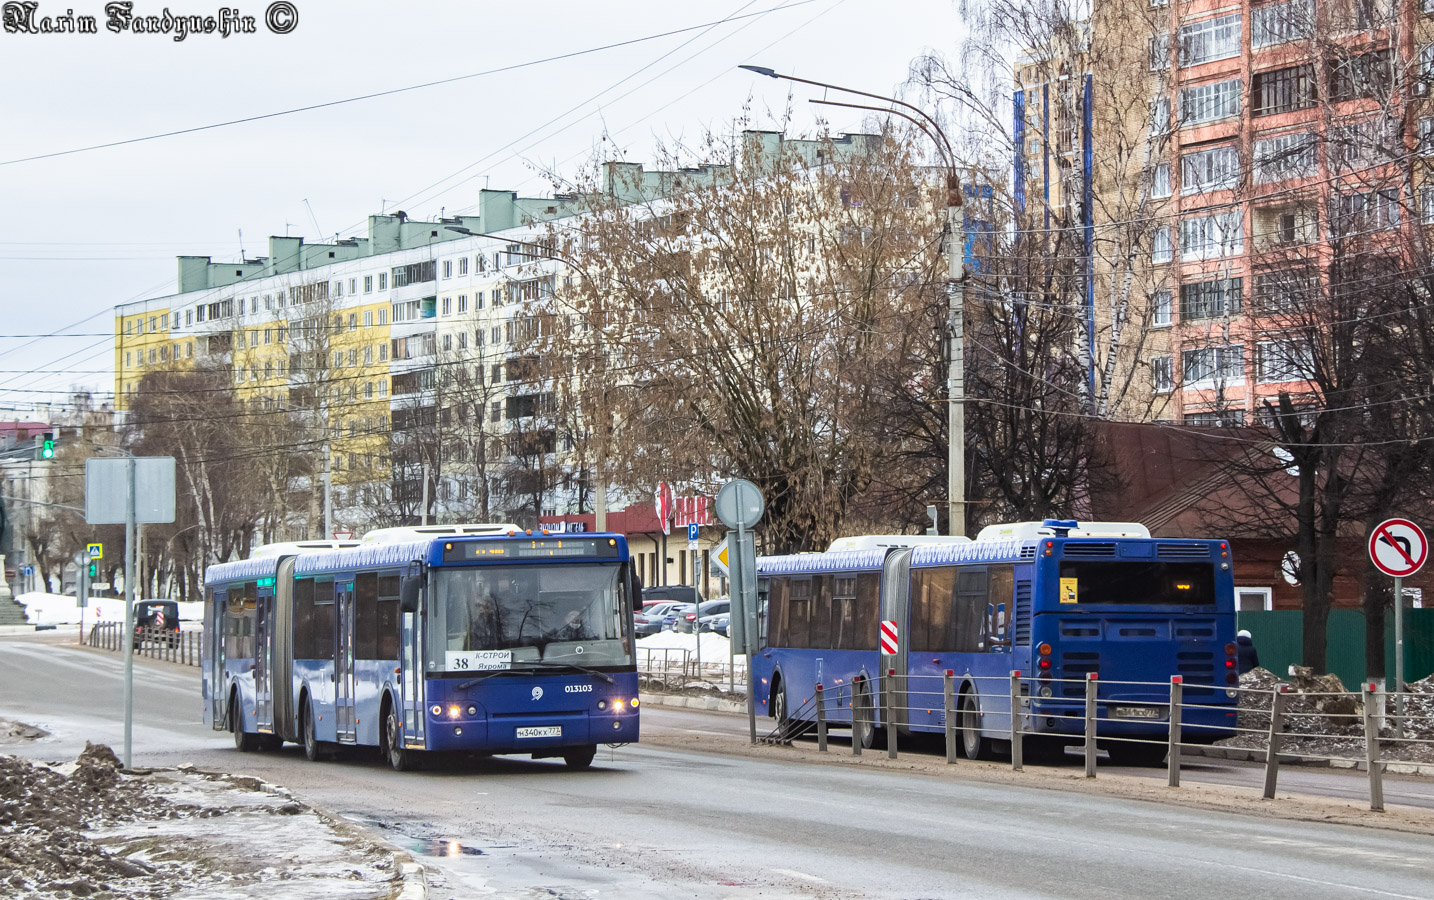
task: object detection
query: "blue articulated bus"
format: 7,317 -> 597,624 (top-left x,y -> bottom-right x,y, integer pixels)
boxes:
203,528 -> 641,770
752,520 -> 1238,763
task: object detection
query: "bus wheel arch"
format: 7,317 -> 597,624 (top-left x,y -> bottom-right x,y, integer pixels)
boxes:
299,688 -> 328,762
380,690 -> 416,772
768,669 -> 784,721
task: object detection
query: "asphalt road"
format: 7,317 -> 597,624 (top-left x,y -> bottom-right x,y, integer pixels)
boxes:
5,634 -> 1434,900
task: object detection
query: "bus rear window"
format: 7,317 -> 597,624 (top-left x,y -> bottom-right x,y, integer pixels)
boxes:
1057,562 -> 1215,606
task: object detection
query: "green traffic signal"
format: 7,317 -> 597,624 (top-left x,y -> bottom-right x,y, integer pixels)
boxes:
87,563 -> 97,578
40,435 -> 54,460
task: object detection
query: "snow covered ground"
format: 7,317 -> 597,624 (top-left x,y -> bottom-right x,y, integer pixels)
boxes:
12,592 -> 203,627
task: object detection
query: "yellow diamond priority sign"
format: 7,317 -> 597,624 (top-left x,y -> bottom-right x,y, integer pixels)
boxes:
711,537 -> 730,578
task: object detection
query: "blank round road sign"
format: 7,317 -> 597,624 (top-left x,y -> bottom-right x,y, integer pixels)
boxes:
1369,518 -> 1428,578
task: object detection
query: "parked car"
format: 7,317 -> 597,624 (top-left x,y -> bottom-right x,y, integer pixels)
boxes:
660,603 -> 697,632
133,600 -> 180,649
708,613 -> 730,637
634,602 -> 684,638
679,599 -> 730,634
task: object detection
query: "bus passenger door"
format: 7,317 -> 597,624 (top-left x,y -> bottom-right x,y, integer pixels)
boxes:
254,587 -> 273,733
880,549 -> 913,730
206,588 -> 226,730
401,598 -> 424,747
335,580 -> 356,742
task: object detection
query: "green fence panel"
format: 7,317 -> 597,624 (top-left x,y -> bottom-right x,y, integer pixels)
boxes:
1237,609 -> 1434,687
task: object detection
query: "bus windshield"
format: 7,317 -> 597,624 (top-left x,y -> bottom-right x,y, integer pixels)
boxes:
428,564 -> 632,673
1057,561 -> 1216,606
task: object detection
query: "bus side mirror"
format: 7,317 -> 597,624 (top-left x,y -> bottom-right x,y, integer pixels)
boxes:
628,571 -> 644,611
399,575 -> 422,613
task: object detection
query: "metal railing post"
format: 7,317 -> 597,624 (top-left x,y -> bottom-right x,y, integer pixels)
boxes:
1009,670 -> 1023,772
1084,673 -> 1098,778
944,670 -> 957,764
816,683 -> 827,752
1168,676 -> 1183,787
1262,684 -> 1288,800
1363,682 -> 1385,812
885,669 -> 898,760
853,676 -> 864,757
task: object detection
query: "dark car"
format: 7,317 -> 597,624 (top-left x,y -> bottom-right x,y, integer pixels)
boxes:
134,600 -> 180,649
659,603 -> 697,632
709,613 -> 730,637
642,586 -> 704,608
679,599 -> 730,634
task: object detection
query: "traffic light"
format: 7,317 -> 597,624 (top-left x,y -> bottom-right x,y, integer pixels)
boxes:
87,563 -> 97,579
38,432 -> 54,460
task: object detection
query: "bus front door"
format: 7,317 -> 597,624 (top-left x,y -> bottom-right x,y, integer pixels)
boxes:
254,590 -> 273,733
335,581 -> 356,742
206,588 -> 226,730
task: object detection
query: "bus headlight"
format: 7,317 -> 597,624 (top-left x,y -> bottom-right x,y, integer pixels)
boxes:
448,705 -> 461,718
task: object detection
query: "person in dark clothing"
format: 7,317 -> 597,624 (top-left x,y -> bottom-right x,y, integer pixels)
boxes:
545,608 -> 596,642
1236,629 -> 1259,674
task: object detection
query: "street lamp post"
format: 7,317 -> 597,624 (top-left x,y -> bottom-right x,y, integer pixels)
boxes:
738,66 -> 967,535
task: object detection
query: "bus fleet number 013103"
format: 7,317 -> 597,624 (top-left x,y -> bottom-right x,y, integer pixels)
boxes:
564,684 -> 593,693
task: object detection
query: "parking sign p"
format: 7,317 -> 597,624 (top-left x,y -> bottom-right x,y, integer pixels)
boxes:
687,522 -> 699,542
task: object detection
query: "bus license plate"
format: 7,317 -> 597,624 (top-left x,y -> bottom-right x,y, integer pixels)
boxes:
516,726 -> 562,739
1113,706 -> 1162,719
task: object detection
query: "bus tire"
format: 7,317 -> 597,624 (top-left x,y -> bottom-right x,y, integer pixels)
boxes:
771,681 -> 794,742
302,698 -> 330,762
563,745 -> 597,769
851,679 -> 876,749
230,693 -> 258,753
385,702 -> 417,772
960,691 -> 993,760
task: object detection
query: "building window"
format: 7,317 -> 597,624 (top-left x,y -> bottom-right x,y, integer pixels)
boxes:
1254,131 -> 1316,183
1152,164 -> 1172,199
491,401 -> 502,423
1258,339 -> 1313,383
378,273 -> 387,290
348,313 -> 357,331
477,291 -> 486,310
1186,409 -> 1245,426
1180,277 -> 1243,320
186,342 -> 193,358
335,281 -> 343,298
1253,0 -> 1313,48
186,310 -> 193,326
349,278 -> 357,295
458,294 -> 468,314
1178,14 -> 1241,66
1152,356 -> 1173,393
1181,146 -> 1240,195
443,333 -> 452,352
1179,78 -> 1241,125
379,343 -> 389,362
1152,226 -> 1173,263
1182,344 -> 1246,386
364,310 -> 373,327
125,351 -> 131,367
378,379 -> 388,398
1150,98 -> 1171,135
491,325 -> 502,344
1334,189 -> 1400,236
443,259 -> 453,279
364,275 -> 373,293
1254,265 -> 1316,314
1423,188 -> 1434,225
441,296 -> 452,316
458,331 -> 468,350
458,257 -> 469,276
378,308 -> 388,325
1149,33 -> 1170,71
1330,117 -> 1393,173
1180,211 -> 1243,260
1152,290 -> 1173,327
1253,65 -> 1316,115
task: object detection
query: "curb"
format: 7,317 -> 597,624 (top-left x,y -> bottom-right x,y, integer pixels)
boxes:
1185,745 -> 1434,777
180,765 -> 428,899
639,690 -> 746,715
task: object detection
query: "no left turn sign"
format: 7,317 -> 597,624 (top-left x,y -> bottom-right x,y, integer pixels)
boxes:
1369,518 -> 1428,578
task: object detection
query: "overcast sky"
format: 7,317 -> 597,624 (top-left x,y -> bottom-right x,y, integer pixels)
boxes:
0,0 -> 959,414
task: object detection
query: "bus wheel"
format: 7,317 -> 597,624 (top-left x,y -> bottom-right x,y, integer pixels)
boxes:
563,745 -> 597,770
772,685 -> 794,742
851,680 -> 876,749
960,692 -> 993,760
302,701 -> 329,762
230,698 -> 257,753
386,705 -> 417,772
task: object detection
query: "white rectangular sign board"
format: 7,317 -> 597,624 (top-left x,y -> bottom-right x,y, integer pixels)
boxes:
445,650 -> 512,671
85,457 -> 177,525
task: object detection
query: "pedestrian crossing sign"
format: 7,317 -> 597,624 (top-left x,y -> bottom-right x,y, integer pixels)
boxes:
87,543 -> 103,560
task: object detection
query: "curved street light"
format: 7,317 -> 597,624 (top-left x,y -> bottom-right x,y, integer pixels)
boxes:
738,66 -> 968,536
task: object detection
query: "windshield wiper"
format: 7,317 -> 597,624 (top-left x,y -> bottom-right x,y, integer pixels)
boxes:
506,659 -> 616,684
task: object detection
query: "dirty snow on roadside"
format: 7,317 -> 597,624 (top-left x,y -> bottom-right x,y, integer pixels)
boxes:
1,732 -> 404,899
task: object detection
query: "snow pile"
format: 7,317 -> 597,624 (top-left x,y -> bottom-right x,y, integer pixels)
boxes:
637,629 -> 735,658
1217,668 -> 1434,763
0,741 -> 402,899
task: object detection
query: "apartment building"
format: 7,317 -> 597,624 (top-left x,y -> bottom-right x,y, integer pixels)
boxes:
1016,0 -> 1430,425
112,131 -> 888,537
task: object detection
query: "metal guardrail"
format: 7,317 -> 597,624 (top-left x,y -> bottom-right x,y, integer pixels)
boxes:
87,621 -> 202,667
768,670 -> 1431,812
636,646 -> 745,692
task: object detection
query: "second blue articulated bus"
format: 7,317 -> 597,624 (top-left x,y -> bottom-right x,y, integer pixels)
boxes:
203,525 -> 641,770
752,520 -> 1239,762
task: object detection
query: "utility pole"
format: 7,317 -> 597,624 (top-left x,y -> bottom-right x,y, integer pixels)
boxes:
737,65 -> 966,534
122,455 -> 136,768
420,462 -> 429,526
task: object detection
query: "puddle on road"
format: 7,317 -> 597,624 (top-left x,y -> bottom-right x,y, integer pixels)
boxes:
410,838 -> 487,857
